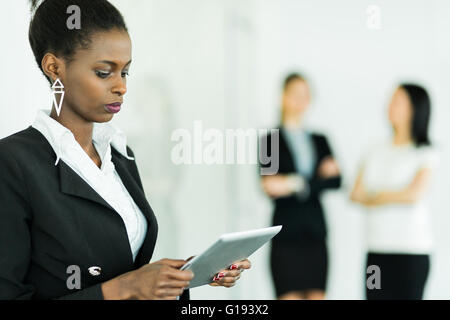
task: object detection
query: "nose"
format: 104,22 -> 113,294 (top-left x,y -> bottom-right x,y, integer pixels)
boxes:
112,75 -> 127,96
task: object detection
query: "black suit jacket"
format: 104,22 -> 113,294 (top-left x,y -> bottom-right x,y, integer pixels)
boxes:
259,127 -> 341,242
0,126 -> 189,300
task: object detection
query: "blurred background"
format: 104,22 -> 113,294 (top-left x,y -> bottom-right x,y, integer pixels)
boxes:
1,0 -> 450,299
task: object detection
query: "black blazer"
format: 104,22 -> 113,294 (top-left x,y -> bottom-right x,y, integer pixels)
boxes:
0,126 -> 189,300
260,127 -> 341,242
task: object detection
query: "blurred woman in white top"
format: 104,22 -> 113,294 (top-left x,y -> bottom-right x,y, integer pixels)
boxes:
350,83 -> 439,300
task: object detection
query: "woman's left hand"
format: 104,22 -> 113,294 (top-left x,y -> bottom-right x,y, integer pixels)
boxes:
208,259 -> 252,288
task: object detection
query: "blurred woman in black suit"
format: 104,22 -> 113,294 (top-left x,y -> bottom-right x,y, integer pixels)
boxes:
260,73 -> 341,300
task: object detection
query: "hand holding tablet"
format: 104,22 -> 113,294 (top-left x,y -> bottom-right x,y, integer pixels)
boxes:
207,258 -> 251,288
180,225 -> 282,289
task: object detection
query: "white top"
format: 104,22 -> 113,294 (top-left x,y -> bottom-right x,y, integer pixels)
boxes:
360,141 -> 439,254
32,110 -> 147,262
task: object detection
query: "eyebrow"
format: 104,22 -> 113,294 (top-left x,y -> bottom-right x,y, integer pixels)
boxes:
96,60 -> 132,67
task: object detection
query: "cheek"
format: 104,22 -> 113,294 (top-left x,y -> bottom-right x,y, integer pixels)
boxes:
288,95 -> 302,107
287,95 -> 297,107
68,74 -> 107,108
397,103 -> 412,121
283,95 -> 294,109
389,103 -> 411,124
388,104 -> 396,120
299,95 -> 310,108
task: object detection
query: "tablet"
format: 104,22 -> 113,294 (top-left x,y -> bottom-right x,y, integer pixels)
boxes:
180,225 -> 282,289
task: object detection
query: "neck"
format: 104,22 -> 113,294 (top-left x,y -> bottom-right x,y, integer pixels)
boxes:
283,113 -> 303,130
50,105 -> 94,152
393,125 -> 412,146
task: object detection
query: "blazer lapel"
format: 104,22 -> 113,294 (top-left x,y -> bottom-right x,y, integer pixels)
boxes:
59,161 -> 115,211
58,150 -> 158,269
111,154 -> 156,229
111,152 -> 158,268
278,127 -> 296,173
310,134 -> 321,178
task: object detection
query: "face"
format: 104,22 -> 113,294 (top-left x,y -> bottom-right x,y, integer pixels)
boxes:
282,79 -> 311,117
58,29 -> 132,123
388,87 -> 413,129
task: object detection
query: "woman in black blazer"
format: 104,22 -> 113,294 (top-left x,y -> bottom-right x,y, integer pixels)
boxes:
260,73 -> 341,300
0,0 -> 250,300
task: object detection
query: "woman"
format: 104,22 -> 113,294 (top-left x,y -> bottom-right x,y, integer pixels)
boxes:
350,84 -> 438,300
0,0 -> 250,300
260,73 -> 341,300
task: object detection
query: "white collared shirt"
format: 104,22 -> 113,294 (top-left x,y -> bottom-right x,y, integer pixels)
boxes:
32,110 -> 147,262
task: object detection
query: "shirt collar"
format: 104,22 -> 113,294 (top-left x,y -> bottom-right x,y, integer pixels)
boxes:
32,109 -> 134,166
92,119 -> 134,161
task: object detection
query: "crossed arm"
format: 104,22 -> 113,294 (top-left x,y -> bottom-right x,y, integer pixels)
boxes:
261,156 -> 341,199
350,167 -> 432,207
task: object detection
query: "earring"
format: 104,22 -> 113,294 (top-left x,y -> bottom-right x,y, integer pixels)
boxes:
52,78 -> 65,116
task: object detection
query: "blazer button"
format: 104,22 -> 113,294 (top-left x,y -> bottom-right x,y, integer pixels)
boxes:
88,266 -> 102,276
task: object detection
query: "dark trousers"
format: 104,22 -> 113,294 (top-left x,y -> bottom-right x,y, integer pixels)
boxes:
365,252 -> 430,300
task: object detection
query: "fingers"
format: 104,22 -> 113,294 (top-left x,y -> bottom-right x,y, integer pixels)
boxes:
159,258 -> 188,269
158,287 -> 185,298
211,269 -> 242,287
213,274 -> 240,287
159,279 -> 191,289
223,269 -> 242,277
261,175 -> 291,198
232,259 -> 251,270
157,258 -> 195,281
318,157 -> 340,178
221,273 -> 241,284
319,156 -> 333,165
209,259 -> 252,288
212,269 -> 241,280
166,268 -> 195,281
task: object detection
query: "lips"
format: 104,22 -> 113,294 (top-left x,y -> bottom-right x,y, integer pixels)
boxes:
104,102 -> 122,114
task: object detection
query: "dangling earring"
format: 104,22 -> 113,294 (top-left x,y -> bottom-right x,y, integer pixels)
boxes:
52,78 -> 65,117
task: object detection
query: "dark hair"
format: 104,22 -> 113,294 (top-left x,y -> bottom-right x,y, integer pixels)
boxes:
399,83 -> 432,147
283,72 -> 306,91
28,0 -> 128,84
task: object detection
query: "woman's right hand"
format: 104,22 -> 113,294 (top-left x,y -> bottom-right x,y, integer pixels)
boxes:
102,258 -> 194,300
261,174 -> 296,199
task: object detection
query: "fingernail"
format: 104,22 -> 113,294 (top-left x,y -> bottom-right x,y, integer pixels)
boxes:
213,272 -> 225,281
229,264 -> 238,270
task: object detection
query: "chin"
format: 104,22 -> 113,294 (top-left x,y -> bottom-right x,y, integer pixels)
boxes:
93,113 -> 115,123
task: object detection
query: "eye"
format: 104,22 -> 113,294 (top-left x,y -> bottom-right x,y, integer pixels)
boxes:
121,71 -> 130,78
95,70 -> 110,79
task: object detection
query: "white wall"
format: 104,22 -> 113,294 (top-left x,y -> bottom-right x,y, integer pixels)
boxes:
1,0 -> 449,299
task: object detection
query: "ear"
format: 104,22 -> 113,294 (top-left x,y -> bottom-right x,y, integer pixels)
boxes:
41,53 -> 66,84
